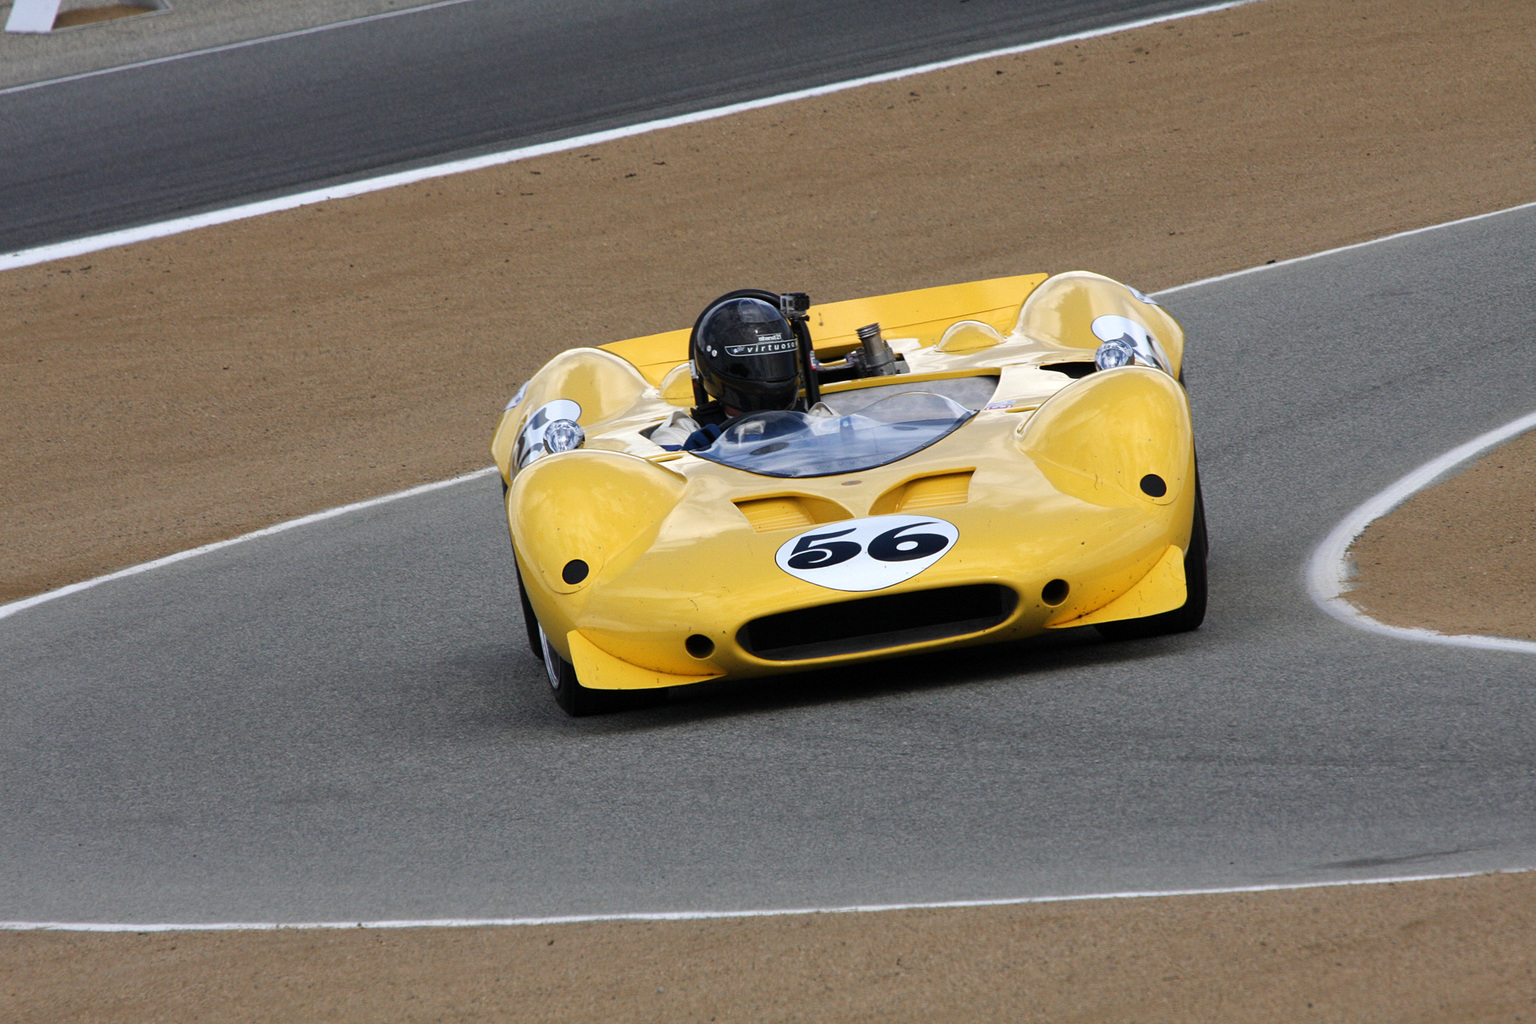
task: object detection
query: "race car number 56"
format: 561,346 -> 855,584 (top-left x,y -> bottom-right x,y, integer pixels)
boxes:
774,515 -> 959,592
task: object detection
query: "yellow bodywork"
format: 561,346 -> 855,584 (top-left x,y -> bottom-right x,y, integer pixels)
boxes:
492,272 -> 1197,689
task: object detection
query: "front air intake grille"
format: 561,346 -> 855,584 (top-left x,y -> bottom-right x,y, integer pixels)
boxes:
739,584 -> 1017,662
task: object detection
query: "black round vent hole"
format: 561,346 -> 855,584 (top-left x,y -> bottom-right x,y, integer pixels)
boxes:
561,559 -> 589,585
1042,579 -> 1070,606
1140,474 -> 1167,498
685,634 -> 715,659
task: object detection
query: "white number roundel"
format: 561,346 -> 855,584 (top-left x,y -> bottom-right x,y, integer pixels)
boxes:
774,515 -> 959,592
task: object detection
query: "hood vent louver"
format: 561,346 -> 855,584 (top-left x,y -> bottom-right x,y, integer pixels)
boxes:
733,494 -> 852,533
871,470 -> 974,515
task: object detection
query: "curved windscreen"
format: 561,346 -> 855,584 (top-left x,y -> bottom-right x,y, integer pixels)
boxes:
694,391 -> 974,478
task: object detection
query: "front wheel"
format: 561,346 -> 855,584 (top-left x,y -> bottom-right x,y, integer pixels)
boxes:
537,624 -> 664,716
1095,479 -> 1208,641
539,623 -> 604,716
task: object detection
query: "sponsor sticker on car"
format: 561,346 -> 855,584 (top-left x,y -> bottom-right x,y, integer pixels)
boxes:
774,515 -> 959,592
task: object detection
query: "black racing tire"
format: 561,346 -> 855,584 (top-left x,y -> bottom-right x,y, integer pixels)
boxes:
514,559 -> 542,659
1095,477 -> 1208,642
539,622 -> 601,716
504,477 -> 544,658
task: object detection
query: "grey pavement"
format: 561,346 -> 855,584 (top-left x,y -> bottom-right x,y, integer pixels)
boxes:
0,0 -> 442,89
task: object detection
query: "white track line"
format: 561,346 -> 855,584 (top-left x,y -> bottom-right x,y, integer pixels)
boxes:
0,467 -> 496,623
1158,198 -> 1536,297
1,0 -> 1262,272
0,868 -> 1518,932
1305,410 -> 1536,653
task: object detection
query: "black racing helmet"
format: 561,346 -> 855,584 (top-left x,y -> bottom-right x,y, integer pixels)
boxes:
690,291 -> 802,412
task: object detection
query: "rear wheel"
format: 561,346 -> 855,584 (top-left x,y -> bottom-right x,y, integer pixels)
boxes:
1095,478 -> 1208,641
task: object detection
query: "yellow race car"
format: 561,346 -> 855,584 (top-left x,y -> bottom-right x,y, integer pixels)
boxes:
493,272 -> 1205,714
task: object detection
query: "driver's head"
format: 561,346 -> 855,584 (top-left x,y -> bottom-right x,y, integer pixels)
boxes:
691,295 -> 801,413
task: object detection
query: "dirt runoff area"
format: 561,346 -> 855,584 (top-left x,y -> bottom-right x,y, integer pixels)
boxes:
1349,428 -> 1536,640
7,872 -> 1536,1024
5,0 -> 1536,1018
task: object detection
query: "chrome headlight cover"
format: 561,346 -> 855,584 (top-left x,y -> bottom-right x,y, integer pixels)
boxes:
514,399 -> 584,469
1091,314 -> 1172,375
1094,336 -> 1136,371
543,418 -> 585,456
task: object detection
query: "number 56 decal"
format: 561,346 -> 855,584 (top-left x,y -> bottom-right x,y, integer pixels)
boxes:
774,515 -> 959,592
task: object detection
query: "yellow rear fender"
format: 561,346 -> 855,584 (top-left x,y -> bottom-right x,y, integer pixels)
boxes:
1017,367 -> 1194,511
1013,271 -> 1185,377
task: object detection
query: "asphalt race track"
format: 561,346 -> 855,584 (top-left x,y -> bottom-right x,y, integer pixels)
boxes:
3,205 -> 1535,924
0,0 -> 1217,253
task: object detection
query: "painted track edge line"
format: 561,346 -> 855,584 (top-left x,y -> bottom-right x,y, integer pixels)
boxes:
0,868 -> 1522,932
1304,408 -> 1536,653
0,466 -> 497,622
0,0 -> 1262,271
1158,198 -> 1536,297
